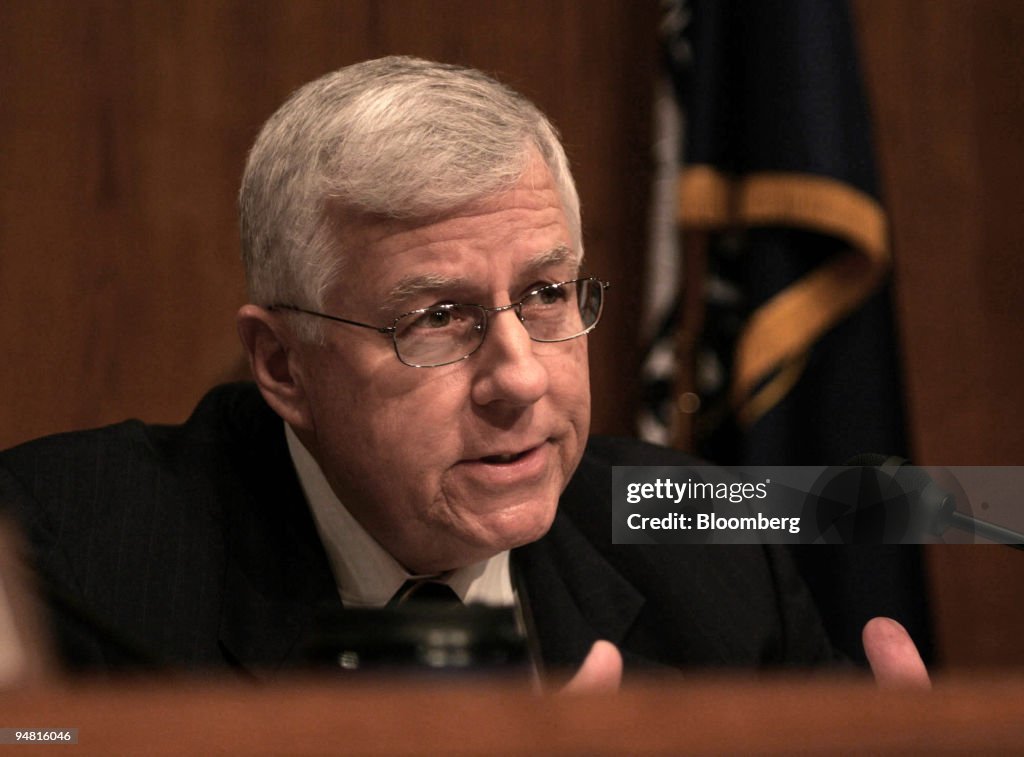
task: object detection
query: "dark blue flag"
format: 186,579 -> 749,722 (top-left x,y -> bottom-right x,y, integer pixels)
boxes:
643,0 -> 933,663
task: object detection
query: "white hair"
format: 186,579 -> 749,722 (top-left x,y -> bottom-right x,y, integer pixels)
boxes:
239,56 -> 581,336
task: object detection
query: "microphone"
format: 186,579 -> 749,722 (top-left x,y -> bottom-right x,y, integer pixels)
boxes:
845,454 -> 1024,550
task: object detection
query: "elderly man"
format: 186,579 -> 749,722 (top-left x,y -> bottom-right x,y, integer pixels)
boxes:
0,56 -> 924,688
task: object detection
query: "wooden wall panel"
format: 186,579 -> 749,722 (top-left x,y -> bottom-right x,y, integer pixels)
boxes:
854,0 -> 1024,468
853,0 -> 1024,668
0,0 -> 657,449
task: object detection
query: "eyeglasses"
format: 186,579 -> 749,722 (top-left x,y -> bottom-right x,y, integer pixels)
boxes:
269,277 -> 609,368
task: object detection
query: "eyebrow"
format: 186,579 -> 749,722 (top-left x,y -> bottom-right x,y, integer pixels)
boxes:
381,245 -> 580,312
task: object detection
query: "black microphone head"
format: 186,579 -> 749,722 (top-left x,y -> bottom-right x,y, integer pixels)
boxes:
844,454 -> 957,537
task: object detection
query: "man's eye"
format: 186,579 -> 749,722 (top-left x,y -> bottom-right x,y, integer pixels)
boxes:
415,308 -> 453,329
536,284 -> 568,305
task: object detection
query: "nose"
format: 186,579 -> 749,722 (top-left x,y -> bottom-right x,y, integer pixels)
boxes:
469,306 -> 549,409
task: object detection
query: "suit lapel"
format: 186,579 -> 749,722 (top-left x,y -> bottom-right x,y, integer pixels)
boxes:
214,387 -> 343,674
217,519 -> 341,674
513,509 -> 644,673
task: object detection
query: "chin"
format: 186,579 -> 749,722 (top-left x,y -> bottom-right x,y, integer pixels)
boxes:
478,498 -> 558,551
416,513 -> 554,573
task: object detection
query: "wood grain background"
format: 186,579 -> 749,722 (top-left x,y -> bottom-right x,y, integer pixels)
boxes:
2,0 -> 1022,669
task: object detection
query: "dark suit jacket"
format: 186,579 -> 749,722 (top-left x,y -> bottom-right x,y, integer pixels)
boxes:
0,383 -> 834,676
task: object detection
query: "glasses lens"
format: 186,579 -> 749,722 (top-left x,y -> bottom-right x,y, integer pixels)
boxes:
393,304 -> 486,367
521,279 -> 603,342
578,278 -> 604,330
391,279 -> 605,367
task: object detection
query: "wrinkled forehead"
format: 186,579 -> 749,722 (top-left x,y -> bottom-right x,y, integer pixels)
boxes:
323,205 -> 580,320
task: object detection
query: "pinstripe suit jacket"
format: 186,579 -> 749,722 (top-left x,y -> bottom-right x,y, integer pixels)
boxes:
0,383 -> 834,675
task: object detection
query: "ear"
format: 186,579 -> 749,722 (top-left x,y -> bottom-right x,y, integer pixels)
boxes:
236,304 -> 315,431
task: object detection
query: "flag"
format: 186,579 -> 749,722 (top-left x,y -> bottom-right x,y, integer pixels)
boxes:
641,0 -> 933,663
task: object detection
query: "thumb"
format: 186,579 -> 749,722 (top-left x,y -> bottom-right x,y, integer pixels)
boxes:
560,640 -> 623,694
862,616 -> 931,690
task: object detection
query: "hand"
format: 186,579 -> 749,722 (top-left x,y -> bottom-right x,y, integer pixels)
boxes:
862,616 -> 931,689
560,640 -> 622,694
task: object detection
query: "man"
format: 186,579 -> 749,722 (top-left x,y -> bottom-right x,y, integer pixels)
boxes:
0,56 -> 925,688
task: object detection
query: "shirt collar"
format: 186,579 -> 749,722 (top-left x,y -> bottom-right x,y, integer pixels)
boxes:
284,423 -> 512,608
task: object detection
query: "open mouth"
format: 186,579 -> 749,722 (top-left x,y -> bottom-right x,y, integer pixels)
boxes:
457,443 -> 550,486
480,450 -> 529,464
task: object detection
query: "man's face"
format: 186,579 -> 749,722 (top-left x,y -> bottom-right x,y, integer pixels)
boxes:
292,153 -> 591,573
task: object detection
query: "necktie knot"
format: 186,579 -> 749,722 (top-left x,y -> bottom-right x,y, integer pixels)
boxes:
389,579 -> 462,607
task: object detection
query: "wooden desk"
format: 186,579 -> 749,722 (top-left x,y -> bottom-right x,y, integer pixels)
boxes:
2,673 -> 1023,755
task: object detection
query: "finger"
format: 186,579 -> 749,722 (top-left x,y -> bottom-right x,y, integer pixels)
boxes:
862,616 -> 931,690
560,640 -> 622,694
